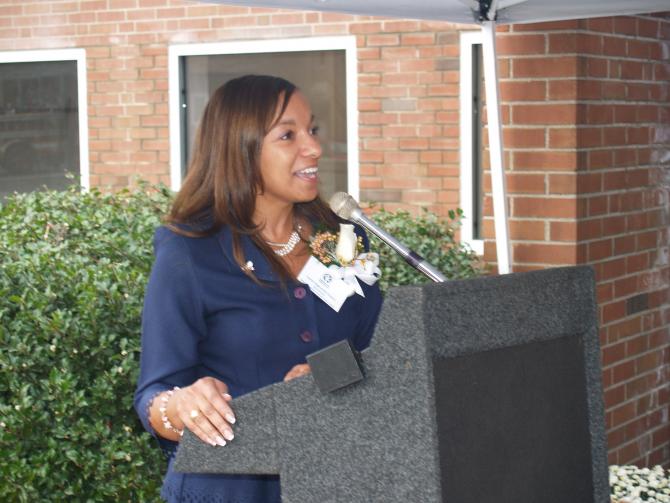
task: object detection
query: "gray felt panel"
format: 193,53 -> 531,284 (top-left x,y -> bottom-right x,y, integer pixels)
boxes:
175,385 -> 279,474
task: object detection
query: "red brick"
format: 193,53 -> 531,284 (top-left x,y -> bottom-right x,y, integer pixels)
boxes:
614,17 -> 638,36
602,338 -> 626,366
497,33 -> 546,55
513,243 -> 577,265
548,32 -> 577,53
400,33 -> 434,45
366,34 -> 399,47
500,81 -> 546,101
638,18 -> 660,38
507,220 -> 545,240
602,302 -> 626,325
609,316 -> 642,343
507,174 -> 545,194
514,151 -> 577,171
382,20 -> 420,32
589,239 -> 613,261
503,128 -> 546,148
611,401 -> 637,428
580,218 -> 603,240
548,174 -> 576,194
551,221 -> 577,242
548,80 -> 579,100
548,128 -> 577,149
614,275 -> 638,298
601,81 -> 627,99
602,216 -> 626,237
613,236 -> 635,256
603,35 -> 627,57
512,104 -> 576,125
584,58 -> 609,78
599,257 -> 626,282
637,231 -> 658,251
611,358 -> 636,384
603,383 -> 626,409
350,22 -> 383,34
512,197 -> 578,218
637,350 -> 663,374
586,150 -> 613,171
513,57 -> 577,78
597,283 -> 614,304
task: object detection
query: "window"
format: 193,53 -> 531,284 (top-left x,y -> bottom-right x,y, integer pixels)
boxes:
0,49 -> 88,198
459,32 -> 484,255
168,37 -> 358,201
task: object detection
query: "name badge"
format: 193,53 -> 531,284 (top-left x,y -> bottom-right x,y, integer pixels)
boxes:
297,256 -> 353,312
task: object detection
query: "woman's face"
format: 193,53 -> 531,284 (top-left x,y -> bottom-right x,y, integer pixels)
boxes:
257,91 -> 322,208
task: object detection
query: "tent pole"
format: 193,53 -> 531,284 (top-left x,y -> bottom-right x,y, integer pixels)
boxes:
481,20 -> 512,274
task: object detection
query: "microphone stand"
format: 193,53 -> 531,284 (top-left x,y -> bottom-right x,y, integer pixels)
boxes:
349,208 -> 446,283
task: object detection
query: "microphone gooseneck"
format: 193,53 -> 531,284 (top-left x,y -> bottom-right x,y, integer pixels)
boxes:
328,192 -> 446,283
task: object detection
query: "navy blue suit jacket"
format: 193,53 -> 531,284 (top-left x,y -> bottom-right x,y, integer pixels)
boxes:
134,224 -> 383,503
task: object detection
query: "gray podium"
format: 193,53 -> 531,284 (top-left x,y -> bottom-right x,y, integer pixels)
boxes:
174,266 -> 609,503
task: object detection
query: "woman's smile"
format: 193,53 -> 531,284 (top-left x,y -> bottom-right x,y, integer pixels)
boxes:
293,166 -> 319,182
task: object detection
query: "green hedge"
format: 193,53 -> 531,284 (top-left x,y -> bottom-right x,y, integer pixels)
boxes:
0,185 -> 170,501
0,185 -> 484,501
368,207 -> 484,292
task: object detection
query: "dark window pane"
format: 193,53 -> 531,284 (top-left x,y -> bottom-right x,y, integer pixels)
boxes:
181,51 -> 347,199
0,61 -> 79,198
471,44 -> 484,240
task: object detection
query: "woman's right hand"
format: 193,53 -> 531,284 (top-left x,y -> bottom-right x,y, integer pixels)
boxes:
171,377 -> 236,447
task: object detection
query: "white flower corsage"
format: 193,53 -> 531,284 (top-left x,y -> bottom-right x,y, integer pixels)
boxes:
310,223 -> 381,297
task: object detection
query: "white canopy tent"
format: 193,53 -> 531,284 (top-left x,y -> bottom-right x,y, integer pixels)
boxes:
202,0 -> 669,273
201,1 -> 670,25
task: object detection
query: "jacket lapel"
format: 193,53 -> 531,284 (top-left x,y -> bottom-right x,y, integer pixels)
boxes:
217,227 -> 277,282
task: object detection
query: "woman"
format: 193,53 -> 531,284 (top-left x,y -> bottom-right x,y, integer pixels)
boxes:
134,75 -> 383,502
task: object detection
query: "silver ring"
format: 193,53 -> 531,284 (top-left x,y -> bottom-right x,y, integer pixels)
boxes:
190,409 -> 199,419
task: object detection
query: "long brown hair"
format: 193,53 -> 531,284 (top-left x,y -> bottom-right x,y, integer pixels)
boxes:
167,74 -> 337,282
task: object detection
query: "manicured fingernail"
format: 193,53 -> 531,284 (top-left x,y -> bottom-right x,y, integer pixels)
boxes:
209,439 -> 217,447
226,414 -> 236,424
215,436 -> 227,447
222,393 -> 232,400
223,430 -> 234,441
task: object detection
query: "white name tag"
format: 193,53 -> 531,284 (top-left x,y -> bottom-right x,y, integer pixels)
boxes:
297,256 -> 353,312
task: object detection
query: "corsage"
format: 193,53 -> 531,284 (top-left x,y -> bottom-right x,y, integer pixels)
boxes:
310,223 -> 382,298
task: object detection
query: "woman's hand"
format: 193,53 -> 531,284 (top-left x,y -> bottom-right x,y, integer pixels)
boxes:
283,363 -> 311,381
171,377 -> 236,447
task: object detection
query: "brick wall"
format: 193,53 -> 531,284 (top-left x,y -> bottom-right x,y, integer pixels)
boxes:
577,15 -> 669,467
0,0 -> 471,205
0,0 -> 668,467
494,16 -> 670,466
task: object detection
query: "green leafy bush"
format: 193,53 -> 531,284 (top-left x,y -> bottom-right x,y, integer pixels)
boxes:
369,208 -> 485,292
0,185 -> 171,501
0,184 -> 483,501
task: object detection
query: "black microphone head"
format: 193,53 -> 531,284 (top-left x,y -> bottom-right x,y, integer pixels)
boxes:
328,192 -> 361,220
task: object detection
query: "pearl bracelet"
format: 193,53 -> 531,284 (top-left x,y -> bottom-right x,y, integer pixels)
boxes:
159,387 -> 183,436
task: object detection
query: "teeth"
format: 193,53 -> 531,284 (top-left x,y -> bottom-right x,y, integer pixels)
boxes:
297,167 -> 318,175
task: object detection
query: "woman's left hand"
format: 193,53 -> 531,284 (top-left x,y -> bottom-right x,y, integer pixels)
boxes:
283,364 -> 311,381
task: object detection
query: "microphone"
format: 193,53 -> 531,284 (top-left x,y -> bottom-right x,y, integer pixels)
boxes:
329,192 -> 446,283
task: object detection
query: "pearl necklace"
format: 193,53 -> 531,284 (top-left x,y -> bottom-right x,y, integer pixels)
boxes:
266,224 -> 303,256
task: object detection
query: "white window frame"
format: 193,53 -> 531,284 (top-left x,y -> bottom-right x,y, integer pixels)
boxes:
459,31 -> 484,255
0,48 -> 89,190
168,36 -> 359,199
